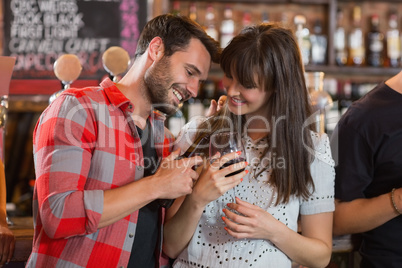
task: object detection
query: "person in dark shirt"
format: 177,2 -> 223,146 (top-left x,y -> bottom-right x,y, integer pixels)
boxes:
331,71 -> 402,268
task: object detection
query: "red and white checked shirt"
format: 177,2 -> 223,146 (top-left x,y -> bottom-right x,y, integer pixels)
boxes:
27,78 -> 174,268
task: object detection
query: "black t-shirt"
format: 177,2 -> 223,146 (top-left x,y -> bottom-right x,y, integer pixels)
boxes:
331,82 -> 402,268
128,121 -> 160,268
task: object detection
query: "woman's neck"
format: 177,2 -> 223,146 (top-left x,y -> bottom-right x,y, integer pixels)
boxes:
245,116 -> 270,141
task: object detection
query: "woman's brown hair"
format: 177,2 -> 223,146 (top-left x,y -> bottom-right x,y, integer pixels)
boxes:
193,23 -> 316,205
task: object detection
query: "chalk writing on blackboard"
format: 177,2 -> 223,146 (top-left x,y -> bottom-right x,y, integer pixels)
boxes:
4,0 -> 142,80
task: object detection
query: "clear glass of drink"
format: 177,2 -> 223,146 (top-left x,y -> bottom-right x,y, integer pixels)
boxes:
209,132 -> 246,202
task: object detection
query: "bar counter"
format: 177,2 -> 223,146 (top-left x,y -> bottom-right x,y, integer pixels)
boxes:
9,217 -> 33,263
5,217 -> 357,267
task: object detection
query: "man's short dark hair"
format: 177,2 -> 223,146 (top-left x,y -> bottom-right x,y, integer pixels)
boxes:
135,14 -> 220,63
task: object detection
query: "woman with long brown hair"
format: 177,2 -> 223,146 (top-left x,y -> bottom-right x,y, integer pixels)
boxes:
163,23 -> 335,268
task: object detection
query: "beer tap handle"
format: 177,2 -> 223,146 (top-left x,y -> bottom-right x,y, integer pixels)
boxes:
102,46 -> 130,82
50,54 -> 82,104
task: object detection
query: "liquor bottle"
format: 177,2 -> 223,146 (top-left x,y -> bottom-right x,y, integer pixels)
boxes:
220,6 -> 235,48
310,19 -> 327,65
401,33 -> 402,66
171,1 -> 180,15
262,12 -> 269,23
242,11 -> 252,28
216,79 -> 228,101
339,81 -> 353,115
281,13 -> 290,27
201,80 -> 216,112
294,15 -> 311,65
348,6 -> 365,66
189,2 -> 197,22
366,14 -> 384,67
187,98 -> 205,121
334,8 -> 348,66
323,78 -> 340,136
168,110 -> 186,137
204,4 -> 218,41
386,12 -> 400,68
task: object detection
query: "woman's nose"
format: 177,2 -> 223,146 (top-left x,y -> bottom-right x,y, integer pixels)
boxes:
226,82 -> 239,96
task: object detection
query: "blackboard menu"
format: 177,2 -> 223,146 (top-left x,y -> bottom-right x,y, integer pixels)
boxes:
3,0 -> 146,80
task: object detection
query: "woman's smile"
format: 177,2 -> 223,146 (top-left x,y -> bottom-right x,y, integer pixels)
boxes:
229,96 -> 247,106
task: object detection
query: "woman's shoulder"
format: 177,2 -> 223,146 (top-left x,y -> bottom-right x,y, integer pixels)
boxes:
309,131 -> 329,152
309,131 -> 334,165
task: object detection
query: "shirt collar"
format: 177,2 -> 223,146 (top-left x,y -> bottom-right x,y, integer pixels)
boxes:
99,77 -> 166,121
100,77 -> 133,111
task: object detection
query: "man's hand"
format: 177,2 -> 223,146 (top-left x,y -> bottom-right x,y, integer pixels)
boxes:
152,149 -> 204,200
190,151 -> 247,207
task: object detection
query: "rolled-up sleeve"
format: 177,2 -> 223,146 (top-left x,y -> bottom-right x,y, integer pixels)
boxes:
33,94 -> 103,239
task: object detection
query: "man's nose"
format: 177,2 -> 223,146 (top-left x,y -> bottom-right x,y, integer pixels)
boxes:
187,78 -> 200,98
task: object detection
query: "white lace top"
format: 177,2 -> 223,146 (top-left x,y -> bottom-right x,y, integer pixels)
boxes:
172,119 -> 335,268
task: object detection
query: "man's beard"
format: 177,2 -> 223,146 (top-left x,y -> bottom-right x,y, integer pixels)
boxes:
144,56 -> 179,115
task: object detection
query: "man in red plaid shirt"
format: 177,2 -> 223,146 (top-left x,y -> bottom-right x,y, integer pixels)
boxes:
27,14 -> 220,268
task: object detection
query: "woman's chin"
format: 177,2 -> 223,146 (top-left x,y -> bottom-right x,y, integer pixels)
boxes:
228,105 -> 245,115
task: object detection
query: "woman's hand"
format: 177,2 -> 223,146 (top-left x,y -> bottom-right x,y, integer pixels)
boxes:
222,197 -> 284,241
205,96 -> 227,117
223,198 -> 333,268
163,151 -> 247,259
190,152 -> 247,207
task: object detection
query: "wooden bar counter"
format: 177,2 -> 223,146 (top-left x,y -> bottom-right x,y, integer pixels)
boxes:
5,217 -> 357,267
9,217 -> 33,263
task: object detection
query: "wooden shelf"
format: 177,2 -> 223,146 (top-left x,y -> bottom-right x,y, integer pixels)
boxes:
305,65 -> 401,76
175,0 -> 292,3
176,0 -> 333,3
291,0 -> 332,4
338,0 -> 401,2
9,217 -> 34,263
210,64 -> 400,78
174,0 -> 335,5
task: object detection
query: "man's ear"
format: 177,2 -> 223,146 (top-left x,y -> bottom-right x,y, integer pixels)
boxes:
148,37 -> 165,61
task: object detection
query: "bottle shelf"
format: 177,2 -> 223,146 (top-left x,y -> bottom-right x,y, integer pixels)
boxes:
168,0 -> 402,80
338,0 -> 401,2
177,0 -> 333,4
210,63 -> 400,77
305,65 -> 401,76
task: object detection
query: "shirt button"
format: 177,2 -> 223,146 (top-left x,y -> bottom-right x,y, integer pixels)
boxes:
129,233 -> 134,238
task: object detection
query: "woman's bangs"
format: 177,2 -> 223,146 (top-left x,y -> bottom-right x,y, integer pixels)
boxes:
222,49 -> 258,88
235,53 -> 259,89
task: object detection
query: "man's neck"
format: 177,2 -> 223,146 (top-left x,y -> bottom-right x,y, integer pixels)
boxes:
116,60 -> 153,126
132,113 -> 149,130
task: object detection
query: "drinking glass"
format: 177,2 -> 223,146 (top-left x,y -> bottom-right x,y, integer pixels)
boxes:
209,132 -> 246,202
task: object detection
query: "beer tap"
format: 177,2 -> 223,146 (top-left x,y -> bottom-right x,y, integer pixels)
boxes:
102,46 -> 130,82
49,54 -> 82,104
